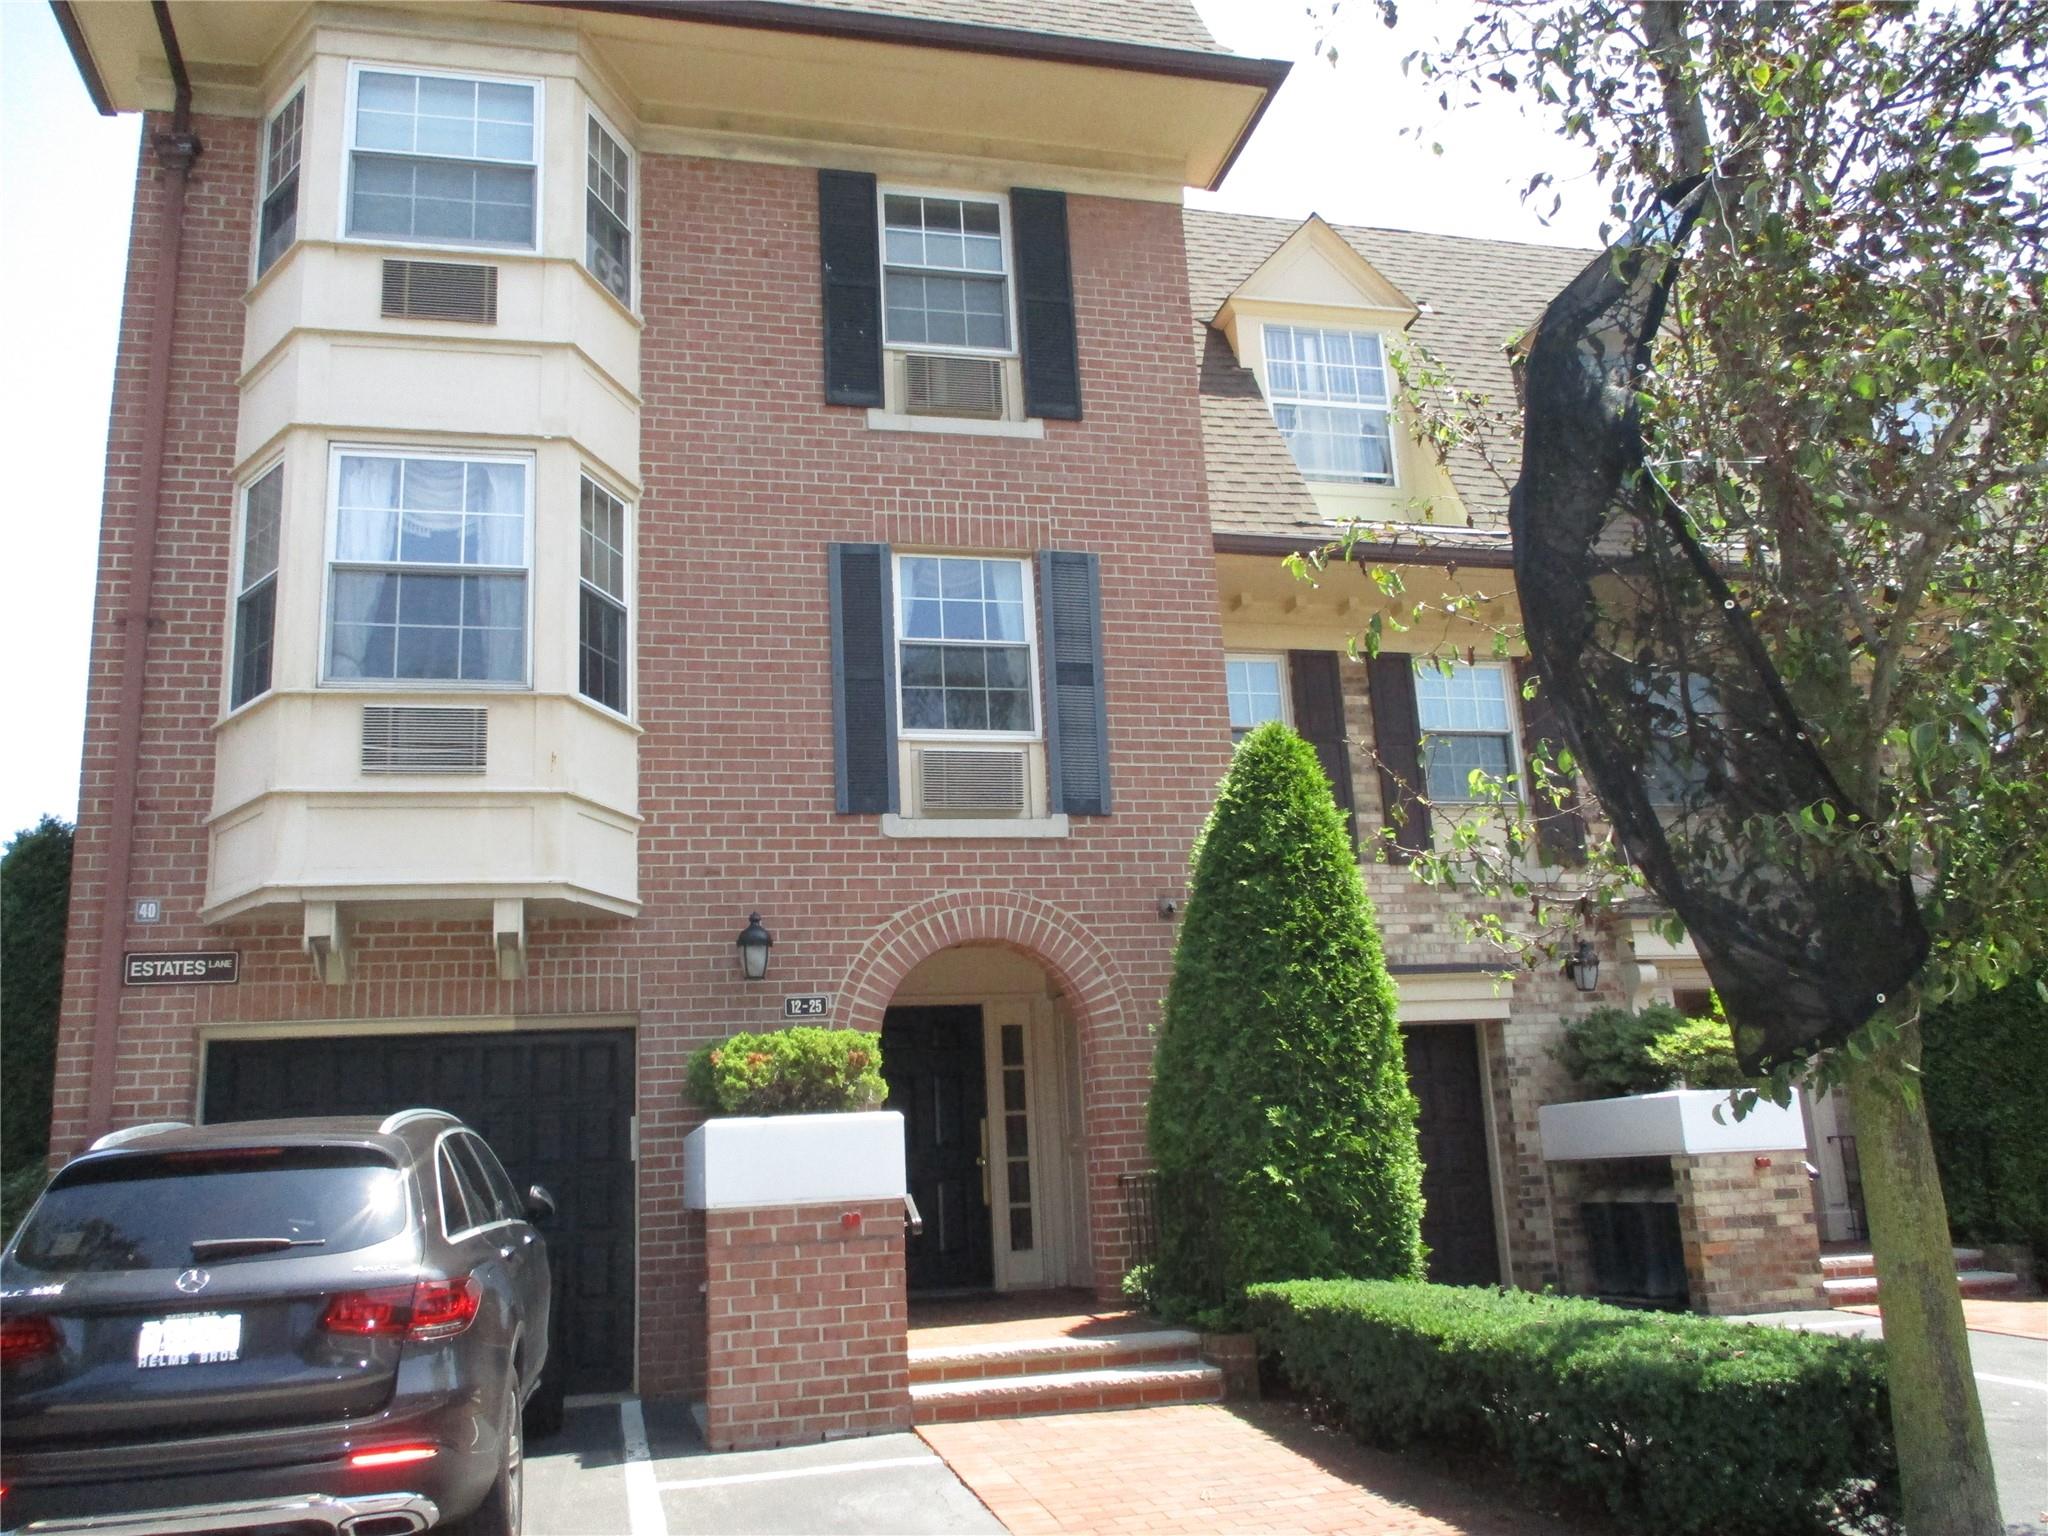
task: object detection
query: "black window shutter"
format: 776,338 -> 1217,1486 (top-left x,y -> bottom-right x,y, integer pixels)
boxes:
818,170 -> 883,407
1038,550 -> 1110,814
1010,188 -> 1082,421
829,543 -> 896,813
1516,660 -> 1588,865
1366,652 -> 1432,857
1288,650 -> 1357,845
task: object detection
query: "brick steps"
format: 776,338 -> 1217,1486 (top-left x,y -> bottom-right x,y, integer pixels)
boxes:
1821,1247 -> 2020,1307
907,1329 -> 1221,1425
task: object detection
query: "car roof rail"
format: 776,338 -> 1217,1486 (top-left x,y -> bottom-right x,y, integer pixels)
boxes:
88,1121 -> 191,1151
378,1107 -> 460,1135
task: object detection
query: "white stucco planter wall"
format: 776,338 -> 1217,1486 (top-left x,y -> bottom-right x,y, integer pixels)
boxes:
1539,1089 -> 1809,1163
683,1110 -> 907,1210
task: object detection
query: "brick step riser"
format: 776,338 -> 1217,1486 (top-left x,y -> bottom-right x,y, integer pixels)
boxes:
913,1374 -> 1223,1426
911,1342 -> 1200,1386
1825,1271 -> 2020,1308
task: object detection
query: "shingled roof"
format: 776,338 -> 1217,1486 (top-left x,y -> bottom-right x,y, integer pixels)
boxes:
1183,205 -> 1595,543
793,0 -> 1226,54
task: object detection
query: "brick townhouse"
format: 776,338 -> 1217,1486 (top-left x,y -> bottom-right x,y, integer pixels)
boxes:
47,0 -> 1851,1402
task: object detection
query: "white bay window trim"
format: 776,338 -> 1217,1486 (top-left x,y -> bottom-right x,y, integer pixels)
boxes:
879,185 -> 1019,357
341,61 -> 543,254
893,552 -> 1040,741
1263,323 -> 1398,486
320,445 -> 535,689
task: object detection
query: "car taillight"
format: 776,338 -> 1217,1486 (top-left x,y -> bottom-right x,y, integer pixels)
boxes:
0,1314 -> 60,1365
349,1445 -> 438,1468
321,1277 -> 481,1342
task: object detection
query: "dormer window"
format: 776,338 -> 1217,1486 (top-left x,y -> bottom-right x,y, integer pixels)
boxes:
1263,324 -> 1395,484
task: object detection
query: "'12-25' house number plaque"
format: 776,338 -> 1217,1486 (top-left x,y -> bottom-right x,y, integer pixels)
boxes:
782,994 -> 830,1019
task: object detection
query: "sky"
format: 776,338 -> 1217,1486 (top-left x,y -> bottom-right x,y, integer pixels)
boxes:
0,0 -> 1603,839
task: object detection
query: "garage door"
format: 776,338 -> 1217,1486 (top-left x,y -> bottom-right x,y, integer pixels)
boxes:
1401,1024 -> 1502,1287
202,1029 -> 635,1393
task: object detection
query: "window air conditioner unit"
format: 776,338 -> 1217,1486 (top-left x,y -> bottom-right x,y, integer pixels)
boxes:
915,747 -> 1029,817
361,705 -> 488,774
903,353 -> 1005,419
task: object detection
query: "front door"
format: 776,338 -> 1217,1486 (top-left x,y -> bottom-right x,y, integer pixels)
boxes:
882,1005 -> 993,1293
1401,1023 -> 1503,1287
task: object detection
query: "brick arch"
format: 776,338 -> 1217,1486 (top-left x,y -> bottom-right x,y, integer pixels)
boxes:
835,890 -> 1134,1039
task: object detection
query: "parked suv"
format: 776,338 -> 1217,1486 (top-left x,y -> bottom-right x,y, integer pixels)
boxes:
0,1111 -> 553,1535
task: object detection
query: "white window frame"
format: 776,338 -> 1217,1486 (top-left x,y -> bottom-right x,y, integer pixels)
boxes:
877,184 -> 1020,359
228,458 -> 286,713
1225,652 -> 1290,739
576,471 -> 632,719
583,105 -> 635,308
252,79 -> 307,281
339,60 -> 544,255
318,443 -> 537,690
1414,660 -> 1522,804
892,552 -> 1041,743
1262,323 -> 1399,487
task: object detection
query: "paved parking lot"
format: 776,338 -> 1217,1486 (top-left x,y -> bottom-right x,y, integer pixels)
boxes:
526,1399 -> 1003,1535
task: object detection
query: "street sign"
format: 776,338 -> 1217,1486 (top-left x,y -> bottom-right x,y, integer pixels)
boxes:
123,952 -> 239,986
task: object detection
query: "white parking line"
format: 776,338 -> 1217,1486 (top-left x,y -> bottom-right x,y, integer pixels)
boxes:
657,1454 -> 937,1492
1976,1371 -> 2048,1394
619,1399 -> 670,1536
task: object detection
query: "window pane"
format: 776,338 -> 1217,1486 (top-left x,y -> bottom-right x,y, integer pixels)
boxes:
399,511 -> 462,564
902,689 -> 944,729
1423,733 -> 1514,802
987,690 -> 1031,731
232,581 -> 276,709
242,467 -> 283,587
1227,657 -> 1285,732
580,587 -> 627,711
944,691 -> 989,730
901,557 -> 941,599
900,645 -> 944,687
398,572 -> 461,627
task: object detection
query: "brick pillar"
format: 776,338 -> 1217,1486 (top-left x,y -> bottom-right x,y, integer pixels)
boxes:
1671,1151 -> 1827,1314
699,1199 -> 909,1451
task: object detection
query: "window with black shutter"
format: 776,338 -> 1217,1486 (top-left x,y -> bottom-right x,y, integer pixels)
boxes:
819,170 -> 884,406
1366,652 -> 1432,856
829,542 -> 898,813
1010,188 -> 1082,420
1289,650 -> 1356,843
1038,550 -> 1111,815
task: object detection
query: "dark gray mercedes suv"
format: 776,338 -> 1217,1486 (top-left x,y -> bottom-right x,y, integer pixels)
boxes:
0,1111 -> 553,1535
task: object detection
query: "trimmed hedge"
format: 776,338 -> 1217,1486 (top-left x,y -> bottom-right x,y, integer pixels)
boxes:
1247,1279 -> 1897,1535
685,1028 -> 886,1116
1554,1001 -> 1751,1096
1148,723 -> 1422,1324
1923,974 -> 2048,1266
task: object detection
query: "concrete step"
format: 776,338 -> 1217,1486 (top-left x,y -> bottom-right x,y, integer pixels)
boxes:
1821,1247 -> 1982,1282
910,1360 -> 1224,1425
908,1328 -> 1202,1386
1824,1267 -> 2020,1308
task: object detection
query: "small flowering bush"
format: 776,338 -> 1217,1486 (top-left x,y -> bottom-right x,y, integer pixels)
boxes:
685,1027 -> 887,1116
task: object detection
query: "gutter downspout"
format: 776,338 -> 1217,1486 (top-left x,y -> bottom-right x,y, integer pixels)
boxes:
84,0 -> 202,1142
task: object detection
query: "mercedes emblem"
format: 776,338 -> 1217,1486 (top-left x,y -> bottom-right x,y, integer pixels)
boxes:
175,1267 -> 210,1295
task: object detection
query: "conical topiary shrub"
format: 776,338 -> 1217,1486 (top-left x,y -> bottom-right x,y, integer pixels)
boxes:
1147,721 -> 1424,1320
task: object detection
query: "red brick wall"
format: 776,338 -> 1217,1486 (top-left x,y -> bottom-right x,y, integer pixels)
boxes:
1673,1151 -> 1826,1314
56,133 -> 1229,1400
701,1199 -> 909,1450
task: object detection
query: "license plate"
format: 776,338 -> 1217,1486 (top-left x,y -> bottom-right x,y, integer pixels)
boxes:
136,1312 -> 242,1368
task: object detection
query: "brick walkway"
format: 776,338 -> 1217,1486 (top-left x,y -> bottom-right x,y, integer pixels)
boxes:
909,1291 -> 1167,1349
1846,1297 -> 2048,1341
920,1402 -> 1576,1535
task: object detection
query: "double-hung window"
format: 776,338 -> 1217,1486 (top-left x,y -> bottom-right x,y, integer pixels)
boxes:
326,449 -> 529,685
585,114 -> 632,305
578,476 -> 629,713
231,465 -> 284,709
256,89 -> 303,277
1226,655 -> 1287,741
882,193 -> 1011,352
896,554 -> 1036,735
1414,662 -> 1517,802
346,66 -> 538,248
1264,324 -> 1396,483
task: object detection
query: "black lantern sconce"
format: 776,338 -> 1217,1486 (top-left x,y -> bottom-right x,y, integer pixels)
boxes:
1563,936 -> 1601,993
735,912 -> 774,981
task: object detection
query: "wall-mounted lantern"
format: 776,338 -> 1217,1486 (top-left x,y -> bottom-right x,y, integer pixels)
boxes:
736,912 -> 774,981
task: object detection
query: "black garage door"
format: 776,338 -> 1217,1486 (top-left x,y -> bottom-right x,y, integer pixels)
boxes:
203,1030 -> 635,1393
1401,1024 -> 1503,1287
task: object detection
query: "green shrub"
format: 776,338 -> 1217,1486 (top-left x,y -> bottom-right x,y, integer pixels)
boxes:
1147,722 -> 1423,1324
1,1163 -> 48,1244
685,1027 -> 886,1116
1923,974 -> 2048,1265
1555,1000 -> 1754,1096
1247,1279 -> 1897,1535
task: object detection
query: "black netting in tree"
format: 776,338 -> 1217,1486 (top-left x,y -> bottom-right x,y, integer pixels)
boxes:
1509,179 -> 1927,1074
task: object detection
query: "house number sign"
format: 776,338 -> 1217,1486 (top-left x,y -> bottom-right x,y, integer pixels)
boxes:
123,952 -> 240,986
782,994 -> 831,1019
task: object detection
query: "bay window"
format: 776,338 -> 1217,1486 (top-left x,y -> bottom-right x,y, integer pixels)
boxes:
1414,662 -> 1518,802
256,88 -> 303,277
325,449 -> 530,685
896,554 -> 1036,735
578,475 -> 629,712
882,193 -> 1012,352
585,113 -> 632,305
346,66 -> 538,248
1264,324 -> 1396,483
231,464 -> 284,708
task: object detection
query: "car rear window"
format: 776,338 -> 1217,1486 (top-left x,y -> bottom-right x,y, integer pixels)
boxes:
10,1147 -> 410,1274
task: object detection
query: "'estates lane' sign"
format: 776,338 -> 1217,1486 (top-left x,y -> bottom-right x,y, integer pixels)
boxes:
123,952 -> 240,986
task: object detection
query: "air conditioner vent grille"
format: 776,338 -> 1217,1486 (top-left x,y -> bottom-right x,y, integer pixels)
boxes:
361,706 -> 488,774
903,353 -> 1005,419
380,259 -> 498,323
916,748 -> 1028,816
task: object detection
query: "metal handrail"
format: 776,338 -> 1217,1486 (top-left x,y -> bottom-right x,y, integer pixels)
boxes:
902,1192 -> 924,1237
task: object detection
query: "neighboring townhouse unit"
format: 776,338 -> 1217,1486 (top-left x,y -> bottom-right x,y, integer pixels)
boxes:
47,0 -> 1843,1405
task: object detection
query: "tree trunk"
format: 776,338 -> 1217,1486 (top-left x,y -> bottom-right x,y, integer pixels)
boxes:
1843,1022 -> 2002,1534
